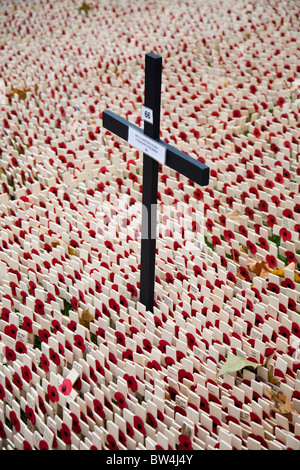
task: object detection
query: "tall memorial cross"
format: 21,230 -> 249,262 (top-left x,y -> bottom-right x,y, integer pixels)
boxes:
102,53 -> 210,312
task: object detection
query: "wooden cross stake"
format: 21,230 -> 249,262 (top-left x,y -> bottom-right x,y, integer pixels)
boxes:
102,53 -> 209,312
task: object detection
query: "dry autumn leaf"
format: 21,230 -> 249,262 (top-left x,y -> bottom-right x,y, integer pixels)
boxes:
239,246 -> 271,280
266,389 -> 299,421
79,308 -> 93,329
226,210 -> 241,220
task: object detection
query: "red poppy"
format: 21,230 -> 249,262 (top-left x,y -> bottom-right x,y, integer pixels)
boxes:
270,195 -> 280,207
258,237 -> 268,250
28,280 -> 36,295
74,334 -> 86,352
193,188 -> 203,200
245,207 -> 254,220
23,441 -> 33,450
133,415 -> 146,435
1,308 -> 10,322
227,271 -> 236,283
212,235 -> 221,247
122,349 -> 133,361
49,348 -> 60,366
266,254 -> 277,269
40,353 -> 50,372
267,282 -> 280,294
115,331 -> 126,346
38,395 -> 47,415
93,399 -> 105,419
52,319 -> 63,334
265,179 -> 274,189
70,296 -> 79,310
114,392 -> 128,410
246,240 -> 257,256
147,360 -> 162,371
158,339 -> 170,353
15,338 -> 27,354
281,278 -> 295,289
178,434 -> 193,450
165,356 -> 175,367
0,420 -> 6,439
4,346 -> 16,362
70,413 -> 81,434
275,173 -> 284,184
240,191 -> 249,204
35,299 -> 45,315
0,384 -> 5,401
127,283 -> 137,297
253,127 -> 261,138
206,218 -> 214,232
4,324 -> 17,339
9,410 -> 20,432
25,405 -> 36,426
238,225 -> 248,237
267,214 -> 277,228
224,229 -> 235,243
39,440 -> 49,450
111,427 -> 123,448
123,373 -> 138,393
107,434 -> 119,450
125,420 -> 134,438
288,298 -> 297,311
47,384 -> 59,403
178,369 -> 193,383
186,333 -> 198,350
22,317 -> 32,334
176,350 -> 186,362
38,328 -> 51,343
279,227 -> 292,242
285,251 -> 296,263
258,200 -> 268,212
21,365 -> 32,383
13,372 -> 23,391
165,272 -> 174,284
282,208 -> 294,219
146,412 -> 158,429
233,109 -> 242,118
59,378 -> 72,396
60,423 -> 71,445
143,338 -> 152,352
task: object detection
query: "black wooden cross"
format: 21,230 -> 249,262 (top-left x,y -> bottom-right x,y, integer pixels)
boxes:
102,53 -> 209,312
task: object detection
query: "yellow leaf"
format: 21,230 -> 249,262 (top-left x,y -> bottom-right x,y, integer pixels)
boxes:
270,269 -> 285,278
68,245 -> 76,255
79,308 -> 93,329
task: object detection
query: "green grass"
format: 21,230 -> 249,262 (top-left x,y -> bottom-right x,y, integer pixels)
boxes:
61,299 -> 72,317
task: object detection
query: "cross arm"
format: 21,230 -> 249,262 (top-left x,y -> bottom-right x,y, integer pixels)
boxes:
102,109 -> 210,186
162,140 -> 209,187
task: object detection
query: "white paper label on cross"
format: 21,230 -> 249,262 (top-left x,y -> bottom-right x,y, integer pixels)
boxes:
128,127 -> 166,164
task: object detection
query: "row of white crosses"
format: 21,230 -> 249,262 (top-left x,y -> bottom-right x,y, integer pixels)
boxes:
0,0 -> 300,451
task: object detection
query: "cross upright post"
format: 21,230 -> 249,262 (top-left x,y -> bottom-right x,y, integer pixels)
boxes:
102,53 -> 210,312
140,53 -> 162,311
